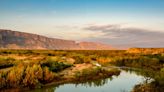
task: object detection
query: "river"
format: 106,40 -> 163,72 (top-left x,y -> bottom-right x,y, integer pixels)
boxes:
27,69 -> 146,92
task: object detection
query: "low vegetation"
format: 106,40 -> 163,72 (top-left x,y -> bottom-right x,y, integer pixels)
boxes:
0,48 -> 163,92
0,62 -> 67,89
74,67 -> 120,81
0,49 -> 121,89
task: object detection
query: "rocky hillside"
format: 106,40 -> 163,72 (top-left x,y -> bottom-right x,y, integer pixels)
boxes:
0,29 -> 114,50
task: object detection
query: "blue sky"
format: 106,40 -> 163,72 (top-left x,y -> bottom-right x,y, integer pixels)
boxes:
0,0 -> 164,47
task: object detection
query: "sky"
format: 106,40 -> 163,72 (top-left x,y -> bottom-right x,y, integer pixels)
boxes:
0,0 -> 164,47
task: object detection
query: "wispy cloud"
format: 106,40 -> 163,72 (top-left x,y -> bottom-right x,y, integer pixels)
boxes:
83,24 -> 120,32
83,24 -> 164,47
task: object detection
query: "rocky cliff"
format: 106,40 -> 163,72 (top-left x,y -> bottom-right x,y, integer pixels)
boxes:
0,29 -> 114,50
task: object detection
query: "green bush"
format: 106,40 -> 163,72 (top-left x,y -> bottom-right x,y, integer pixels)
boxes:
41,58 -> 72,72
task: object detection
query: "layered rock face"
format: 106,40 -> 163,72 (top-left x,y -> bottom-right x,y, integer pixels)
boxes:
0,29 -> 114,50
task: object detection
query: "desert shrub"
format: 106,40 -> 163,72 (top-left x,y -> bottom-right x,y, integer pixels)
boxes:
70,54 -> 93,64
161,68 -> 164,72
72,54 -> 85,64
96,57 -> 111,64
43,66 -> 55,83
83,56 -> 92,63
41,58 -> 72,72
154,71 -> 164,85
74,67 -> 120,80
81,68 -> 91,77
74,67 -> 99,79
80,67 -> 101,77
0,63 -> 59,88
104,68 -> 121,76
0,57 -> 15,69
6,65 -> 25,87
110,54 -> 163,71
0,71 -> 7,88
23,64 -> 43,88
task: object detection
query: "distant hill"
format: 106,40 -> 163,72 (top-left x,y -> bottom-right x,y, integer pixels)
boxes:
0,29 -> 114,50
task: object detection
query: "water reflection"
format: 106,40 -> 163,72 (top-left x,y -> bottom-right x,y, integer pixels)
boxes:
123,68 -> 164,92
2,67 -> 162,92
75,78 -> 109,87
55,70 -> 144,92
25,69 -> 147,92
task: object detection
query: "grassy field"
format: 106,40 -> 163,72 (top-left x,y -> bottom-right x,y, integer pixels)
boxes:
0,49 -> 164,91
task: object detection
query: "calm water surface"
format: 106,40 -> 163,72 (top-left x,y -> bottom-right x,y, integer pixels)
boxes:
28,70 -> 145,92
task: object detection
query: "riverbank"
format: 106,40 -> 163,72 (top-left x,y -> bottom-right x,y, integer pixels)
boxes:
3,69 -> 144,92
43,65 -> 120,87
0,61 -> 120,90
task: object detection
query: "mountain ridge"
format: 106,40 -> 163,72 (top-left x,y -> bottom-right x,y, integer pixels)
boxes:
0,29 -> 114,50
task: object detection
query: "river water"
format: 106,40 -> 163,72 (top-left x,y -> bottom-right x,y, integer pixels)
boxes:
28,70 -> 145,92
